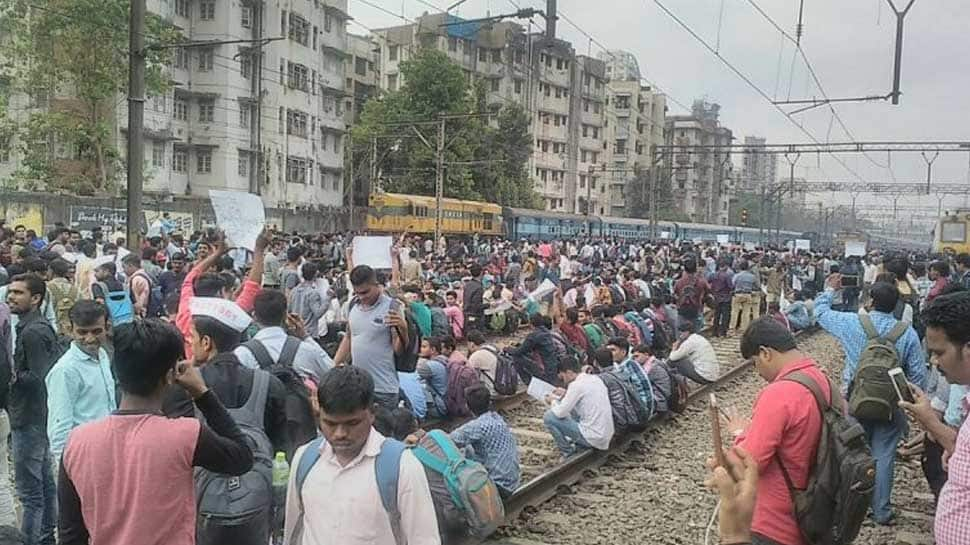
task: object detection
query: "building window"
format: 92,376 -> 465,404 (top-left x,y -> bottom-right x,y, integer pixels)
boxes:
152,141 -> 165,167
615,139 -> 627,155
200,0 -> 215,20
288,13 -> 309,46
197,149 -> 212,173
478,48 -> 487,62
240,55 -> 252,78
238,151 -> 249,177
580,150 -> 588,162
198,48 -> 213,71
388,45 -> 399,61
514,80 -> 522,94
278,107 -> 284,133
593,102 -> 601,114
355,57 -> 367,76
286,109 -> 308,138
174,47 -> 189,69
492,49 -> 502,62
555,87 -> 561,98
239,104 -> 250,128
579,175 -> 586,188
286,156 -> 308,184
448,37 -> 457,52
387,74 -> 398,91
173,148 -> 187,172
198,99 -> 214,122
174,98 -> 188,121
324,12 -> 332,32
287,61 -> 309,91
241,6 -> 252,28
540,141 -> 548,152
175,0 -> 189,17
489,79 -> 499,92
313,26 -> 318,50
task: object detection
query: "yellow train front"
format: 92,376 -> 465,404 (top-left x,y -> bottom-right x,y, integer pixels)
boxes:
366,192 -> 504,237
935,211 -> 970,254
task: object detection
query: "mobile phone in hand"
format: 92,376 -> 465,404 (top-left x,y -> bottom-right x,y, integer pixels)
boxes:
888,368 -> 915,404
710,394 -> 727,469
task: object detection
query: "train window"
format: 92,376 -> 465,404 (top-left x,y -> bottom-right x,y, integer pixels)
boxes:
483,213 -> 493,230
942,222 -> 967,243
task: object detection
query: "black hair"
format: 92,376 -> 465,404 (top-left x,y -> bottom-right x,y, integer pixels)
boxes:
870,282 -> 899,314
466,330 -> 486,346
9,273 -> 46,302
164,292 -> 179,315
679,320 -> 696,333
286,246 -> 304,263
559,355 -> 581,373
465,385 -> 491,416
565,307 -> 579,323
350,265 -> 377,287
95,262 -> 117,276
593,347 -> 613,369
922,291 -> 970,347
958,253 -> 970,269
49,258 -> 72,278
442,336 -> 457,352
469,264 -> 482,277
682,258 -> 697,273
633,344 -> 653,356
606,336 -> 630,352
216,256 -> 235,273
317,366 -> 375,415
22,258 -> 48,275
192,316 -> 242,353
300,261 -> 318,282
253,289 -> 287,326
69,299 -> 107,327
529,313 -> 546,328
121,254 -> 141,268
372,406 -> 418,441
740,317 -> 797,359
193,273 -> 225,297
79,240 -> 97,259
141,247 -> 156,260
113,320 -> 184,396
884,257 -> 910,281
930,260 -> 951,277
425,336 -> 443,354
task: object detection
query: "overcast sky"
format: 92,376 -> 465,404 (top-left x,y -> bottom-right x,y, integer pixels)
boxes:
349,0 -> 970,226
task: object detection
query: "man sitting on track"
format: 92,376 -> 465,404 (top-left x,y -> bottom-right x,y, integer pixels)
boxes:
542,356 -> 614,459
667,321 -> 720,386
722,317 -> 831,545
448,385 -> 521,498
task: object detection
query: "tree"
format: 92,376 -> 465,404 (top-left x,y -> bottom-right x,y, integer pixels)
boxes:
351,48 -> 539,208
624,167 -> 690,222
0,0 -> 178,193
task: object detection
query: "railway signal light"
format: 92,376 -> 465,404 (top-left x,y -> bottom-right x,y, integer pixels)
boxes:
741,208 -> 749,226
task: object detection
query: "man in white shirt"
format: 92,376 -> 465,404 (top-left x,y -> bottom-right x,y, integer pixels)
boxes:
235,290 -> 333,383
667,320 -> 720,385
283,366 -> 439,545
542,356 -> 615,458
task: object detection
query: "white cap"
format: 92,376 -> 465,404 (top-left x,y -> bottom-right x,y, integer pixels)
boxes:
189,297 -> 252,332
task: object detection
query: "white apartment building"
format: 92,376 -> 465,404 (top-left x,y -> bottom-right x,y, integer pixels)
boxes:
664,100 -> 734,225
345,33 -> 379,126
598,49 -> 641,82
2,0 -> 350,211
371,14 -> 611,214
603,79 -> 666,216
739,135 -> 777,192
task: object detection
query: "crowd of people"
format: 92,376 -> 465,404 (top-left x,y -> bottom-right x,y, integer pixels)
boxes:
4,218 -> 970,544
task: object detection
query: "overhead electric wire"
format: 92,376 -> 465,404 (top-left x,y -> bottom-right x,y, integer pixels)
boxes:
648,0 -> 868,184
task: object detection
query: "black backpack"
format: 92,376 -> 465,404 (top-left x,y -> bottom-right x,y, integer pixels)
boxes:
241,337 -> 317,459
644,313 -> 671,356
598,370 -> 649,433
131,270 -> 165,318
658,360 -> 689,414
893,285 -> 924,339
777,372 -> 875,545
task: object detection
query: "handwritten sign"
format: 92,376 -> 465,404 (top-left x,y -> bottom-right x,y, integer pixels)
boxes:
353,236 -> 393,269
209,190 -> 266,251
845,241 -> 867,257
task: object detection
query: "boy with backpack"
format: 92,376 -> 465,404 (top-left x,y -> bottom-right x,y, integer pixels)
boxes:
723,317 -> 875,545
448,385 -> 520,497
92,262 -> 134,325
815,280 -> 926,526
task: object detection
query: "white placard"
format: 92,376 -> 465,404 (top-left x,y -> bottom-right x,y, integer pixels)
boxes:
209,190 -> 266,251
792,276 -> 803,292
845,241 -> 867,257
526,376 -> 557,403
660,231 -> 671,240
529,278 -> 557,301
795,239 -> 811,251
353,236 -> 393,269
743,242 -> 756,251
716,234 -> 730,246
60,253 -> 79,264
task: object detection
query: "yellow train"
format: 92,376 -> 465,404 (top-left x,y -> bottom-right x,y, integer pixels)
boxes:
935,210 -> 970,254
366,192 -> 504,236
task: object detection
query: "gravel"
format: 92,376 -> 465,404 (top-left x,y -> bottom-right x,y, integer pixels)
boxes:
489,330 -> 937,545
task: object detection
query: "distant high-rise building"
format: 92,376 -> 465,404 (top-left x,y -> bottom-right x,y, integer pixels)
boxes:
598,50 -> 641,82
603,80 -> 666,216
740,136 -> 777,191
664,100 -> 735,225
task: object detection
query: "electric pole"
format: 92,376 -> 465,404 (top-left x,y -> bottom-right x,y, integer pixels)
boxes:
434,116 -> 446,244
126,0 -> 146,252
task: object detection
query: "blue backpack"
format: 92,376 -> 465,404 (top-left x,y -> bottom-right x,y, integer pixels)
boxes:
294,437 -> 406,543
94,281 -> 134,325
624,311 -> 653,348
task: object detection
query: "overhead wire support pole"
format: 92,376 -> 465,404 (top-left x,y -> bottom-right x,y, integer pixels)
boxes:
886,0 -> 918,105
921,149 -> 940,195
126,0 -> 146,252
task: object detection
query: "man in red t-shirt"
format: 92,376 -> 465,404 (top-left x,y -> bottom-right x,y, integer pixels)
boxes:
721,317 -> 830,545
673,258 -> 710,333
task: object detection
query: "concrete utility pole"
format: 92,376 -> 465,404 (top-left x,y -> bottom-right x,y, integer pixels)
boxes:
126,0 -> 146,251
434,116 -> 446,244
347,133 -> 355,230
586,164 -> 594,234
922,149 -> 940,195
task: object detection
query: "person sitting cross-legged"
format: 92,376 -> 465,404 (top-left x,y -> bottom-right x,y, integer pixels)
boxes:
541,356 -> 614,459
448,385 -> 520,498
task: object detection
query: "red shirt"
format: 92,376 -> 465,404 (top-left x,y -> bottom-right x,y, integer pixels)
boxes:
735,358 -> 831,545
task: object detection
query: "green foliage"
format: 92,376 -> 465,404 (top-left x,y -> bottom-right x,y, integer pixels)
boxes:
623,167 -> 689,221
352,48 -> 539,209
0,0 -> 179,192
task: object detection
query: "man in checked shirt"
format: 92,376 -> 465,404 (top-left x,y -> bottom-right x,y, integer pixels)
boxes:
899,291 -> 970,545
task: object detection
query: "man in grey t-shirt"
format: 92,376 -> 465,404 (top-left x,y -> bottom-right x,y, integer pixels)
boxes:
333,265 -> 409,411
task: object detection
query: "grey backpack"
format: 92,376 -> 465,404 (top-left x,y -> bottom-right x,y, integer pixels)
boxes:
848,315 -> 909,422
195,370 -> 274,525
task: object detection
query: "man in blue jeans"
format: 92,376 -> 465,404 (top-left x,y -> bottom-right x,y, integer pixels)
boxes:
815,278 -> 926,525
542,356 -> 614,458
6,274 -> 61,545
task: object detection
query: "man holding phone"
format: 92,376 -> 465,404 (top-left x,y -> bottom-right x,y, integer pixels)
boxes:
721,318 -> 831,545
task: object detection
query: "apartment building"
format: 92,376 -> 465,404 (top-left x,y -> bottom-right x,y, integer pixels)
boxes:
372,14 -> 611,214
739,135 -> 777,192
664,100 -> 734,225
345,32 -> 379,125
603,79 -> 666,216
2,0 -> 351,211
597,49 -> 641,82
